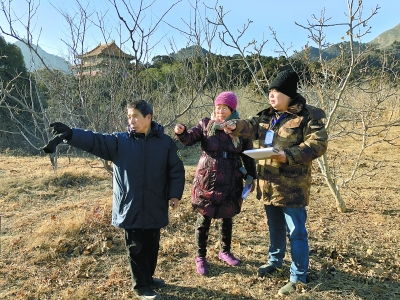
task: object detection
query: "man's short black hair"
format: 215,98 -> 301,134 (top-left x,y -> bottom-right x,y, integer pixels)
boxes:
127,100 -> 153,117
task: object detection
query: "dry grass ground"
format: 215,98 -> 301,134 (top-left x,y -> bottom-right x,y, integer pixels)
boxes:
0,128 -> 399,300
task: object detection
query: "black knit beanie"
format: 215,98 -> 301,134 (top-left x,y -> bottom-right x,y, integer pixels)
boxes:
269,70 -> 299,98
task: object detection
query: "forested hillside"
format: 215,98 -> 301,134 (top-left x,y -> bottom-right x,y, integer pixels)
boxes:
1,37 -> 400,154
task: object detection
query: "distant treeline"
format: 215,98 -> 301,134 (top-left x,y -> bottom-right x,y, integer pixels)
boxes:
1,38 -> 399,154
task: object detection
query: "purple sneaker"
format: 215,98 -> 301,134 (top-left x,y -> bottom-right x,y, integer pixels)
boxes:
195,257 -> 208,275
218,251 -> 241,266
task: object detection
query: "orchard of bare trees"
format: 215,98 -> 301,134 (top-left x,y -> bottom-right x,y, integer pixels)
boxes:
1,1 -> 400,299
0,0 -> 399,211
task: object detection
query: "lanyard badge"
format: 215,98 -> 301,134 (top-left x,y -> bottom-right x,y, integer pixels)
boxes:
264,130 -> 274,147
264,112 -> 287,147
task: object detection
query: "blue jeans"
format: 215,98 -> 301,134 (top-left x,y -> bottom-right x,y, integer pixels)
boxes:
264,205 -> 309,283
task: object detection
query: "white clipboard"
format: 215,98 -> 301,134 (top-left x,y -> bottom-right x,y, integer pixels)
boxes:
243,147 -> 279,159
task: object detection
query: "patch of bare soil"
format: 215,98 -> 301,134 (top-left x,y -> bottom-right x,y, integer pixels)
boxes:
0,135 -> 399,299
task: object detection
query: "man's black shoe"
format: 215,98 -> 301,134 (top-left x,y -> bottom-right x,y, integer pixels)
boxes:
137,289 -> 161,300
258,263 -> 278,277
152,278 -> 165,288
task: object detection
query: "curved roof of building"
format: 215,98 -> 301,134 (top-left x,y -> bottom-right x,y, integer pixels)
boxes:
77,41 -> 135,60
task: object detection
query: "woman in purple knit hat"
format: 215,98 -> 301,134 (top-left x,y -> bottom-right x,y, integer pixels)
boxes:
174,91 -> 256,275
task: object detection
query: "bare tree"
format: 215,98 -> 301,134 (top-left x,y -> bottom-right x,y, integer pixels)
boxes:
1,0 -> 220,168
208,0 -> 400,212
2,0 -> 399,202
294,1 -> 400,212
0,0 -> 63,167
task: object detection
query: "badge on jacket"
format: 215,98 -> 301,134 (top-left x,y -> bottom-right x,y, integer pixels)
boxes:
177,150 -> 183,161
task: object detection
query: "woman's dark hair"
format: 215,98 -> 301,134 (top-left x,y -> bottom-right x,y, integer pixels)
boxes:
127,100 -> 153,117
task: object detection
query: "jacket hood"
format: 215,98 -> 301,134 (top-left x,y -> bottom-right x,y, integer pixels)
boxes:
286,93 -> 306,114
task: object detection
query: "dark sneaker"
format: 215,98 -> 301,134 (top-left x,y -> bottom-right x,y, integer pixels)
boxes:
218,251 -> 241,266
257,263 -> 278,277
151,278 -> 165,288
137,289 -> 162,300
195,257 -> 208,275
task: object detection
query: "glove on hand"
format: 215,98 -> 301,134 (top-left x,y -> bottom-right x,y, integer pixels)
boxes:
42,135 -> 65,153
41,122 -> 72,154
50,122 -> 72,140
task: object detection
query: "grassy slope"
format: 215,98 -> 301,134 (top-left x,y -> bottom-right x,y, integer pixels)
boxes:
0,137 -> 399,299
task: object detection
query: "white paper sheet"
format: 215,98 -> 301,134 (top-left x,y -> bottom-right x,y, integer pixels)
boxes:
242,147 -> 279,159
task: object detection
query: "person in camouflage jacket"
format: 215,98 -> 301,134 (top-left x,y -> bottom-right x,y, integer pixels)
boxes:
222,70 -> 328,296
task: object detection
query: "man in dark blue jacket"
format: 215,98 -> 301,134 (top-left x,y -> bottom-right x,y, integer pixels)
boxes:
43,100 -> 185,300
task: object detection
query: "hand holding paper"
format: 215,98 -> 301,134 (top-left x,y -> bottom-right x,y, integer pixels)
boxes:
270,149 -> 287,163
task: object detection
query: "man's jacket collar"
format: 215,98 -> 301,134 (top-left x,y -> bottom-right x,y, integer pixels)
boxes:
128,121 -> 164,138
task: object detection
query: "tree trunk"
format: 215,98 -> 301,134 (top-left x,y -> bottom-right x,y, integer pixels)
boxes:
317,153 -> 347,213
49,152 -> 58,171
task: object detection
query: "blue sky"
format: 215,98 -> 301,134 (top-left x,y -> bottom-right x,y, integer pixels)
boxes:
1,0 -> 399,59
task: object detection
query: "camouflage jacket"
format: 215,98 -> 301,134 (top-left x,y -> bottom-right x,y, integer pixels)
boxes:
233,94 -> 328,207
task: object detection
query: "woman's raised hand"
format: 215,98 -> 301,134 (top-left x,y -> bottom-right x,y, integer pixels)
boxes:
174,124 -> 185,135
220,120 -> 237,134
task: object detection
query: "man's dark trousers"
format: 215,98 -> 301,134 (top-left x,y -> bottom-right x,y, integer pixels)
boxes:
124,228 -> 160,293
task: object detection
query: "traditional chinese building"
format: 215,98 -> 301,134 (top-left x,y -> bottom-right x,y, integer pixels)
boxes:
73,41 -> 134,76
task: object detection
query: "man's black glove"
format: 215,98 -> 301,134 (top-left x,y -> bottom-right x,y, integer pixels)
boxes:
50,122 -> 73,140
42,135 -> 65,153
42,122 -> 72,154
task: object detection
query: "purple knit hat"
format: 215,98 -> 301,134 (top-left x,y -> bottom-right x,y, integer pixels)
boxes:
214,91 -> 238,111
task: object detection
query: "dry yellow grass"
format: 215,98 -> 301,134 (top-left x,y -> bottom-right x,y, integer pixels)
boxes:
0,130 -> 399,299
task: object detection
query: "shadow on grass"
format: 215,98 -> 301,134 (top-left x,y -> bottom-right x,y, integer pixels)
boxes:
159,284 -> 255,300
382,209 -> 400,216
157,263 -> 400,300
305,254 -> 400,300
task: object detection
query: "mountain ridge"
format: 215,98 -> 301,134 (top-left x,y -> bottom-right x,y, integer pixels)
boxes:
9,22 -> 400,71
368,23 -> 400,48
13,40 -> 70,73
291,23 -> 400,61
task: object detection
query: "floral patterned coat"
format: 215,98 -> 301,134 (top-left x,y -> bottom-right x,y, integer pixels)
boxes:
176,118 -> 256,218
